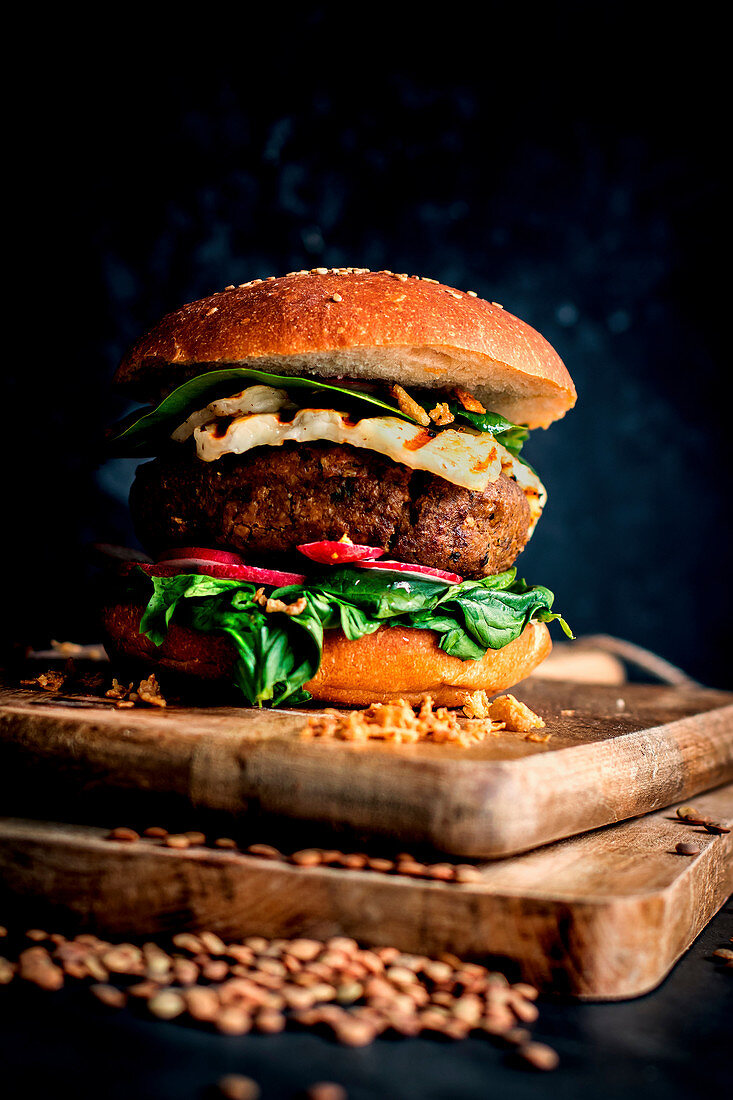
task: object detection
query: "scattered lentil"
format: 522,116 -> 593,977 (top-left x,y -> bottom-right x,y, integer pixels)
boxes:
517,1041 -> 560,1071
217,1075 -> 261,1100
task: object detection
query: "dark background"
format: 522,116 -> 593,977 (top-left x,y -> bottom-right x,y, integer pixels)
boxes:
4,6 -> 730,686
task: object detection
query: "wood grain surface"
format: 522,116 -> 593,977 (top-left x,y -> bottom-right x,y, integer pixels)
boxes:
1,786 -> 730,1000
1,679 -> 731,858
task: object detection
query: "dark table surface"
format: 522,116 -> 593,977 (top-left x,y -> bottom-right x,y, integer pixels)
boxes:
1,902 -> 730,1100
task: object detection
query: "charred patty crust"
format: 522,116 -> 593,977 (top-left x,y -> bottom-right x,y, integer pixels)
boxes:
130,442 -> 532,578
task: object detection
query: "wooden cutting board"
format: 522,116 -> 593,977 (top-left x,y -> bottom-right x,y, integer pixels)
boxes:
1,785 -> 730,1000
0,679 -> 731,858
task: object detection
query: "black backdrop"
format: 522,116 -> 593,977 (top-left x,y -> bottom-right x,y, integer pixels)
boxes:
5,6 -> 730,686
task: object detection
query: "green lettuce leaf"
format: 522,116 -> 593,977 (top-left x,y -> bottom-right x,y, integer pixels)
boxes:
137,566 -> 571,707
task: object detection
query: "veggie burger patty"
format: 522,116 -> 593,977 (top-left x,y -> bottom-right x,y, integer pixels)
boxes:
130,440 -> 533,579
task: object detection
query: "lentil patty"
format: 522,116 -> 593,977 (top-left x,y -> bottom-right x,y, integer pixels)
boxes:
130,442 -> 532,578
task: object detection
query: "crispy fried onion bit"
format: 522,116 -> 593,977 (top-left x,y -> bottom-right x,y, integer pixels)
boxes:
453,387 -> 486,414
304,693 -> 547,746
304,696 -> 501,746
390,384 -> 431,427
254,589 -> 307,616
463,692 -> 548,741
106,674 -> 167,709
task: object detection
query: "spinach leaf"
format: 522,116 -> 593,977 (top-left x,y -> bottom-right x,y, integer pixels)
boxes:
136,565 -> 571,707
110,367 -> 419,454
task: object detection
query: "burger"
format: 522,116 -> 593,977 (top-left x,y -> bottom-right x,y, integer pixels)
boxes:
103,268 -> 574,707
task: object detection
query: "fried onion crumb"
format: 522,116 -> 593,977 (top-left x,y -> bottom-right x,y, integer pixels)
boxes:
453,386 -> 487,414
390,384 -> 431,427
472,692 -> 547,736
303,696 -> 502,747
254,588 -> 307,617
20,670 -> 66,693
428,402 -> 455,426
106,673 -> 167,709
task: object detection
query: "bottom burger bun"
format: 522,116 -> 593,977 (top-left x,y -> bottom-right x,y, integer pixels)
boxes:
303,621 -> 551,705
101,598 -> 552,707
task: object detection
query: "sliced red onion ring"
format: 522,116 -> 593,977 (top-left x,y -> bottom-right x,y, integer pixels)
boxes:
157,546 -> 245,566
141,560 -> 306,585
354,560 -> 463,584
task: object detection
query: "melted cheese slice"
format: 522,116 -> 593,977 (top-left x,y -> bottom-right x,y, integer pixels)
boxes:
173,386 -> 547,533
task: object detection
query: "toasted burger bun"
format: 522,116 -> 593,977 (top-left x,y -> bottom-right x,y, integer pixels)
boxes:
101,598 -> 551,707
115,269 -> 575,429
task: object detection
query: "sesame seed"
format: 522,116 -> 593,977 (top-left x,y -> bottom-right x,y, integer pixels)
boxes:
331,293 -> 343,302
223,285 -> 235,291
467,290 -> 478,297
492,302 -> 504,308
206,307 -> 218,316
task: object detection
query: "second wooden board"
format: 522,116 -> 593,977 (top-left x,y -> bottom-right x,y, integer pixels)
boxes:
1,786 -> 731,999
1,679 -> 732,858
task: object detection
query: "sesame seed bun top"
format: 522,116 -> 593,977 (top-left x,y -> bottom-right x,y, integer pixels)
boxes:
115,269 -> 576,429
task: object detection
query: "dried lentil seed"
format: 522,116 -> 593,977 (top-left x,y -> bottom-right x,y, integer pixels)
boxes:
148,990 -> 186,1020
503,1026 -> 532,1045
367,857 -> 394,873
164,834 -> 191,849
184,986 -> 220,1021
333,1017 -> 377,1046
287,938 -> 322,962
202,959 -> 230,981
214,837 -> 238,849
18,947 -> 64,990
184,831 -> 206,845
0,957 -> 16,984
712,948 -> 733,961
517,1041 -> 560,1071
454,865 -> 483,883
142,826 -> 168,839
216,1074 -> 260,1100
215,1006 -> 252,1035
396,860 -> 426,877
108,827 -> 139,842
676,841 -> 701,855
172,933 -> 203,953
247,843 -> 282,860
306,1085 -> 348,1100
102,944 -> 143,973
198,931 -> 227,955
90,983 -> 126,1008
255,1008 -> 286,1033
291,849 -> 323,866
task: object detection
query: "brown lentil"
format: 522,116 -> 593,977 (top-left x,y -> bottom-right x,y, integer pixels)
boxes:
217,1074 -> 261,1100
90,983 -> 127,1008
148,990 -> 186,1020
305,1085 -> 348,1100
517,1041 -> 560,1071
107,826 -> 139,843
164,834 -> 191,849
247,843 -> 282,860
184,831 -> 207,846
